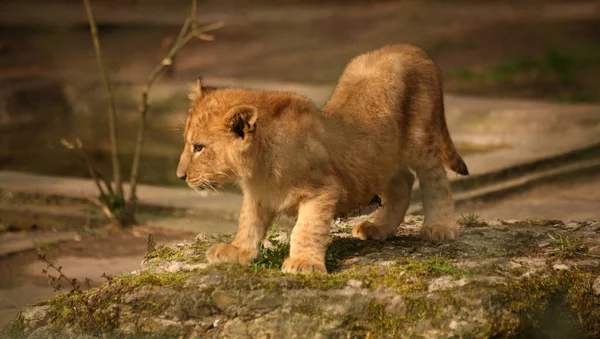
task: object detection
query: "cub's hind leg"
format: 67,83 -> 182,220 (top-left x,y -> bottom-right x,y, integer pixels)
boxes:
414,158 -> 459,240
352,166 -> 414,241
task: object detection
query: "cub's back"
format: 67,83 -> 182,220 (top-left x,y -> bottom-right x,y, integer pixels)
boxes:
323,44 -> 441,124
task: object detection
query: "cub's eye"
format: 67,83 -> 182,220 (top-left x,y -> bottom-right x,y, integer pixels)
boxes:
193,144 -> 204,153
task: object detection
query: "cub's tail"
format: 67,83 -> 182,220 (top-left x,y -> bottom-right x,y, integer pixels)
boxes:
440,104 -> 469,176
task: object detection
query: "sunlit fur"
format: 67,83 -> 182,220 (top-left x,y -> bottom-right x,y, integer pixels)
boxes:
176,44 -> 468,273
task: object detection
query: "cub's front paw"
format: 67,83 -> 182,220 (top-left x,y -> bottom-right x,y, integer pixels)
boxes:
282,257 -> 326,274
206,243 -> 257,264
352,221 -> 395,241
420,224 -> 460,241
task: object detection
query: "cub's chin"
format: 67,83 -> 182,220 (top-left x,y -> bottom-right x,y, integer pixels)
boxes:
192,188 -> 217,197
187,180 -> 220,196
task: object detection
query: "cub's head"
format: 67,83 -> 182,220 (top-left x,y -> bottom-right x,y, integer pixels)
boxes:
176,79 -> 259,191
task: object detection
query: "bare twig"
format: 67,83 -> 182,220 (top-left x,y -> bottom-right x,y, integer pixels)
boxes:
88,197 -> 116,219
128,9 -> 224,204
82,0 -> 123,199
60,138 -> 113,198
61,137 -> 120,219
74,138 -> 115,196
191,0 -> 198,30
39,253 -> 89,293
175,16 -> 192,47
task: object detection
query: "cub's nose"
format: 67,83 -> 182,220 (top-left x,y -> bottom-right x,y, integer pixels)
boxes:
178,174 -> 187,181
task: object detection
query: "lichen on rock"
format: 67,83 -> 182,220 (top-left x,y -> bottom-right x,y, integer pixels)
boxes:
3,216 -> 600,338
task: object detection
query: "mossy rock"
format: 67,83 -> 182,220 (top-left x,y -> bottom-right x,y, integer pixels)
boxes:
3,216 -> 600,338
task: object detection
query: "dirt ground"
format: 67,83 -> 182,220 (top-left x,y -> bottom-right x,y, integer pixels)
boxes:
0,224 -> 193,327
457,171 -> 600,221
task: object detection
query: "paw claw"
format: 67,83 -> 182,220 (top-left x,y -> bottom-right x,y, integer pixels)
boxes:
206,243 -> 257,264
352,221 -> 394,241
282,257 -> 326,274
420,224 -> 459,241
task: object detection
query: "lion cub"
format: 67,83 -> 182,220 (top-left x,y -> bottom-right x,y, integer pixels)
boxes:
176,44 -> 468,274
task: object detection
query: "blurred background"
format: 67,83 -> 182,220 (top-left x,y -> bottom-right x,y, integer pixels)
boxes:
1,0 -> 600,187
1,0 -> 600,326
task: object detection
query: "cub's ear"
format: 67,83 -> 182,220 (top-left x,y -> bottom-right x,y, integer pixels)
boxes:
223,105 -> 258,139
188,77 -> 204,101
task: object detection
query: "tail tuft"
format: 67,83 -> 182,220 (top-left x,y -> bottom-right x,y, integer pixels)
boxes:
452,158 -> 469,176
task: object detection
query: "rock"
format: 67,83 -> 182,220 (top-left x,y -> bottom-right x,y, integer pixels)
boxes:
553,263 -> 570,271
428,276 -> 470,292
593,277 -> 600,296
3,217 -> 600,338
20,306 -> 49,328
139,318 -> 182,334
211,290 -> 236,310
346,279 -> 363,289
167,261 -> 183,273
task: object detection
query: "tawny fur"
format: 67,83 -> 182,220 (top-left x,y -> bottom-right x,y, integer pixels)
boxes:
176,44 -> 468,274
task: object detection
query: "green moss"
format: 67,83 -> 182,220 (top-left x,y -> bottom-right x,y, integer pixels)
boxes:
119,270 -> 191,290
492,271 -> 600,337
251,227 -> 291,270
566,276 -> 600,336
344,271 -> 599,338
295,267 -> 364,290
23,270 -> 195,337
0,313 -> 27,339
145,245 -> 185,262
145,234 -> 235,265
280,256 -> 466,293
43,291 -> 117,334
348,296 -> 452,337
364,303 -> 405,337
198,259 -> 428,294
199,264 -> 288,291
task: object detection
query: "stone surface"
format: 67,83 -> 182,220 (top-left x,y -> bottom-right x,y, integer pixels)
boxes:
593,278 -> 600,296
2,216 -> 599,338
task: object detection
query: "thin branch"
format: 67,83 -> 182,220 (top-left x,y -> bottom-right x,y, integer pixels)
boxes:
39,253 -> 86,293
61,138 -> 114,197
91,166 -> 115,196
128,16 -> 224,203
191,0 -> 198,30
75,138 -> 115,196
61,138 -> 116,219
88,197 -> 116,219
82,0 -> 124,199
175,15 -> 192,46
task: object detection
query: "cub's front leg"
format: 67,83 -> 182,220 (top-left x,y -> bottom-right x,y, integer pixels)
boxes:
206,193 -> 274,264
282,193 -> 337,274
